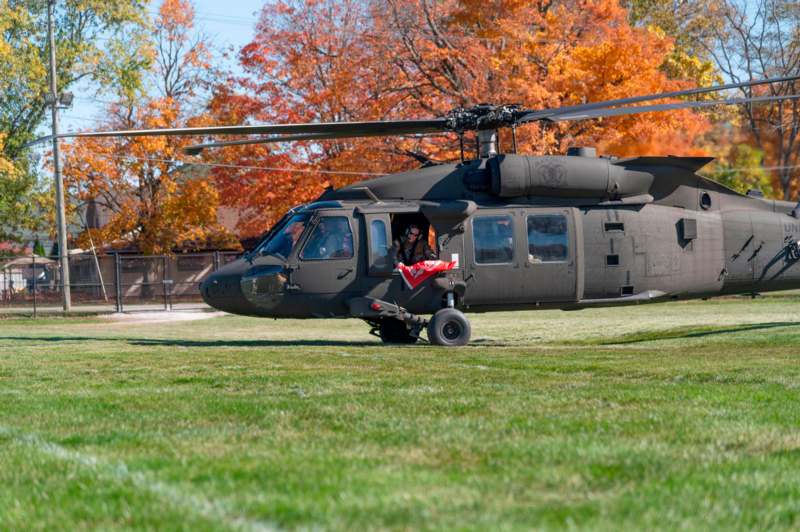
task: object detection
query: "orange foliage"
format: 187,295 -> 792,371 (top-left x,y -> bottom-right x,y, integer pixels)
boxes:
158,0 -> 196,35
63,99 -> 238,254
209,0 -> 712,237
62,0 -> 237,254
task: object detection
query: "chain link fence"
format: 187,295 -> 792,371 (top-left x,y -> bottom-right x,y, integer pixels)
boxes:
0,252 -> 241,315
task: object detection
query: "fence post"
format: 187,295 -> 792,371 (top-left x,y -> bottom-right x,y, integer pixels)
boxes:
114,253 -> 123,313
162,255 -> 170,311
32,254 -> 37,319
213,250 -> 220,271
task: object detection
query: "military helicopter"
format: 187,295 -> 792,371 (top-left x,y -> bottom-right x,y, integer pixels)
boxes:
39,76 -> 800,345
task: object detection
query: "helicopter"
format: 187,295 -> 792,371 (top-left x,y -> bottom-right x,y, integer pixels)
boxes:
36,76 -> 800,346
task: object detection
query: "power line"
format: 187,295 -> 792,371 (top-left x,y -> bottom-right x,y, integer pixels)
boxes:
31,132 -> 800,176
147,9 -> 256,26
74,95 -> 119,105
27,140 -> 800,176
62,114 -> 107,123
143,8 -> 612,43
709,163 -> 800,172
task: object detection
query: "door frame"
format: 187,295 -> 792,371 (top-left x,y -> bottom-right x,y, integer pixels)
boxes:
519,207 -> 581,303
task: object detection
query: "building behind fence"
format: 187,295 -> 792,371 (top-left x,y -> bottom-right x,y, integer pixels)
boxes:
0,251 -> 241,314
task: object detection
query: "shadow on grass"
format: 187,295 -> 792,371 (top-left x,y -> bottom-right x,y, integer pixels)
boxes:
130,338 -> 384,348
5,321 -> 798,349
578,321 -> 800,346
0,335 -> 382,348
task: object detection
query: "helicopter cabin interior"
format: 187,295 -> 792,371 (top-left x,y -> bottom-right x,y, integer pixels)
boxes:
359,210 -> 438,275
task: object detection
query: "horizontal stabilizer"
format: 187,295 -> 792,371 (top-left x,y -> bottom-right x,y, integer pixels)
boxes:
614,156 -> 715,173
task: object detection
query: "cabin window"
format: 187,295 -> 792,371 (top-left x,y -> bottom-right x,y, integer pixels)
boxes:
472,215 -> 514,264
369,219 -> 391,268
527,215 -> 568,262
300,216 -> 354,260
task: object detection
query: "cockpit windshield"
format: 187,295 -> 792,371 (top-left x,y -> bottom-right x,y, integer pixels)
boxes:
255,213 -> 311,259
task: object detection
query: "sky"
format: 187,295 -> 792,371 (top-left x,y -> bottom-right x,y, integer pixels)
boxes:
59,0 -> 266,134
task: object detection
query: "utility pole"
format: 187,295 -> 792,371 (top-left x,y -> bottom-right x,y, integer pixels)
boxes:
47,0 -> 71,311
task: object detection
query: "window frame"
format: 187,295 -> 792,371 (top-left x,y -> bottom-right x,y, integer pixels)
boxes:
298,215 -> 355,262
526,213 -> 570,264
365,215 -> 394,276
471,214 -> 515,265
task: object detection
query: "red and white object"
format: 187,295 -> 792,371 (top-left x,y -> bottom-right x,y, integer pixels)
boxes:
396,260 -> 457,289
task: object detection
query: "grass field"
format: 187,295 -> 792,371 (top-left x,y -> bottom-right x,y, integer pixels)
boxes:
1,296 -> 800,531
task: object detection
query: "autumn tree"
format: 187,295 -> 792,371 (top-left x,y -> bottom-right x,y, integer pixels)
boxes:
706,0 -> 800,200
208,0 -> 714,237
62,0 -> 238,255
0,0 -> 150,240
624,0 -> 797,199
705,142 -> 775,195
624,0 -> 722,84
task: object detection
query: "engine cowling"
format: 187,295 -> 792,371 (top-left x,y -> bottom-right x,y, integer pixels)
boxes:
486,154 -> 654,199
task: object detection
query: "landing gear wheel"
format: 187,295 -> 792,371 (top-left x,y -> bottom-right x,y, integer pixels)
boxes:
427,308 -> 471,346
378,318 -> 418,344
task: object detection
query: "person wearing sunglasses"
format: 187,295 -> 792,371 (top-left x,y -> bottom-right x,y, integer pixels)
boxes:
393,224 -> 437,265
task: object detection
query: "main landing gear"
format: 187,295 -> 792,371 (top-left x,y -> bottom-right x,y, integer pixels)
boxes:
349,296 -> 472,346
427,308 -> 471,346
378,318 -> 419,344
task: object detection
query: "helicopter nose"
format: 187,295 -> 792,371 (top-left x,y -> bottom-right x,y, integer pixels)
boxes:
200,259 -> 287,316
200,259 -> 255,315
200,271 -> 245,314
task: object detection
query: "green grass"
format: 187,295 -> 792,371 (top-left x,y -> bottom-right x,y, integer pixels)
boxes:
1,296 -> 800,530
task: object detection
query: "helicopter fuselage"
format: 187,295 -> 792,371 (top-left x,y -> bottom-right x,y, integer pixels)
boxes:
200,152 -> 800,338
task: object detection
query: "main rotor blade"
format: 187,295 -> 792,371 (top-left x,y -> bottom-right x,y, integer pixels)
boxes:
185,133 -> 336,155
28,118 -> 449,147
517,75 -> 800,124
545,92 -> 800,121
183,129 -> 441,155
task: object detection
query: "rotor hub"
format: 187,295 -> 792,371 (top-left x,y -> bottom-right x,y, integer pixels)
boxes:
445,104 -> 521,133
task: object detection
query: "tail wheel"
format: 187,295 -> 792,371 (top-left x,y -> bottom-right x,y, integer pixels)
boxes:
378,318 -> 418,344
427,308 -> 471,346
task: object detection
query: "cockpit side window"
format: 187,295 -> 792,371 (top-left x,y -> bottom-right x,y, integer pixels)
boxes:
300,216 -> 354,260
256,213 -> 311,259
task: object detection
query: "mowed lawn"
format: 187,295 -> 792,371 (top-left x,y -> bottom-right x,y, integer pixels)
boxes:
1,297 -> 800,531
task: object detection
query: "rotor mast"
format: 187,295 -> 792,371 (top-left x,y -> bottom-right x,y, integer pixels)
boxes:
477,130 -> 498,158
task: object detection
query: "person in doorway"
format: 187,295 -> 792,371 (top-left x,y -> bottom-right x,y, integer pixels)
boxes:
393,224 -> 437,265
